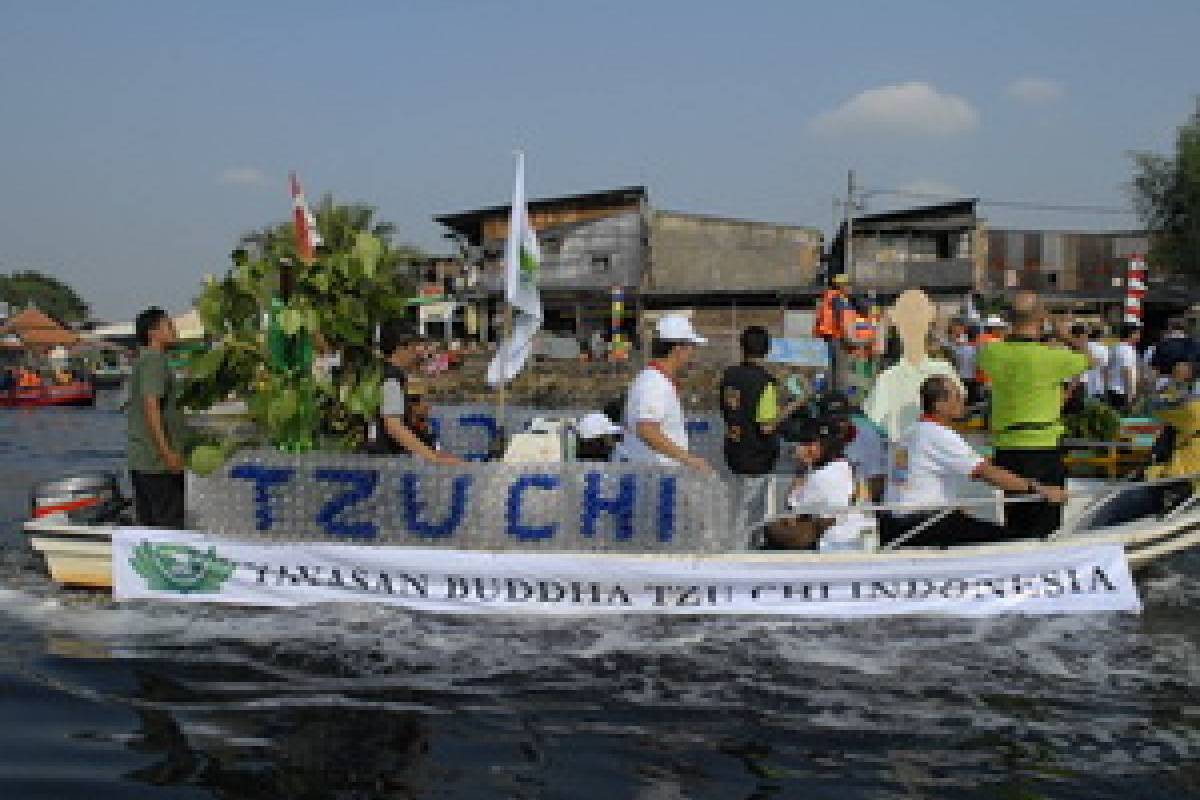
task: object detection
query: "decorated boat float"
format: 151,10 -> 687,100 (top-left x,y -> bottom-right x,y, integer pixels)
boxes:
22,405 -> 1200,618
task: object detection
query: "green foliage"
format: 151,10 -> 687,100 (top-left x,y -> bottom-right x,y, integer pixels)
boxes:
180,198 -> 422,456
0,270 -> 90,324
1131,98 -> 1200,275
1063,401 -> 1121,442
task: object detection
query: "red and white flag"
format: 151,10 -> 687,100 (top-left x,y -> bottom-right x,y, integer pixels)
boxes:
289,171 -> 323,261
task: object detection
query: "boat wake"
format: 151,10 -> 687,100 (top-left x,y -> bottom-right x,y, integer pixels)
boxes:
1,551 -> 1199,793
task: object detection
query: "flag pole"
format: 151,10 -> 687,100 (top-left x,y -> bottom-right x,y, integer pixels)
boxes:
494,301 -> 513,456
492,150 -> 522,460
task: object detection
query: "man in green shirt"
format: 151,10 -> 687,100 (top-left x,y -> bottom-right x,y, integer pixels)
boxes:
127,307 -> 187,527
976,307 -> 1090,538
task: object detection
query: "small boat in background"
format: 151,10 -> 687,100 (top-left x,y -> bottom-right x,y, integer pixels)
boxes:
0,378 -> 95,408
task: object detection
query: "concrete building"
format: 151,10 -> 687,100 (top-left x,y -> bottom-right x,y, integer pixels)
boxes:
642,210 -> 823,359
435,188 -> 823,355
828,199 -> 983,295
435,186 -> 648,343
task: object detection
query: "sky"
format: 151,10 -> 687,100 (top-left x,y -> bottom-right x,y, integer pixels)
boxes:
0,0 -> 1197,320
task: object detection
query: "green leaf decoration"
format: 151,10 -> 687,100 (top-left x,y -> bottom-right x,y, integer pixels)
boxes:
187,346 -> 226,380
184,196 -> 423,453
353,232 -> 383,278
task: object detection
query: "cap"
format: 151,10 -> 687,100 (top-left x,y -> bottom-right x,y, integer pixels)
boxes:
655,315 -> 708,345
817,391 -> 851,419
778,413 -> 836,444
577,412 -> 622,440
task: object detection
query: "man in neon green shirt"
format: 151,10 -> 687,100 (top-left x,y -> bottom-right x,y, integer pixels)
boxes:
977,308 -> 1090,538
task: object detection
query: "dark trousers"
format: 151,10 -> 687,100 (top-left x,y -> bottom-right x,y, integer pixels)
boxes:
1105,391 -> 1131,414
880,510 -> 1008,548
131,471 -> 186,528
993,447 -> 1065,539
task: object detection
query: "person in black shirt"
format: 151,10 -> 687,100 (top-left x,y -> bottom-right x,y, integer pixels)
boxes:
1150,318 -> 1197,385
366,320 -> 462,465
721,326 -> 802,533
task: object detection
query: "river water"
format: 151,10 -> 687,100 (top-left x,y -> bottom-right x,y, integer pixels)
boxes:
1,396 -> 1199,798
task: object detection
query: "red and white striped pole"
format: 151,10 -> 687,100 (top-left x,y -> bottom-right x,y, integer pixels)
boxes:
1124,254 -> 1146,325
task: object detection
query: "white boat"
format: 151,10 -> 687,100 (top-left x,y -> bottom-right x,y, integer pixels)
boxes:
23,466 -> 1200,602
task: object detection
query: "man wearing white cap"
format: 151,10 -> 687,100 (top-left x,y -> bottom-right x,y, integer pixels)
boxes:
622,315 -> 713,471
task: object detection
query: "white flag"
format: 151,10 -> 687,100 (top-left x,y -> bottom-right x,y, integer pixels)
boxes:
487,152 -> 543,386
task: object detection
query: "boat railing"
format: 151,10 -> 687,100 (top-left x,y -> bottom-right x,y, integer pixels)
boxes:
743,471 -> 1200,550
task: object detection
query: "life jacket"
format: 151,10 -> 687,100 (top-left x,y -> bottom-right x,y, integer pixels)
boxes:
812,289 -> 845,339
720,362 -> 780,475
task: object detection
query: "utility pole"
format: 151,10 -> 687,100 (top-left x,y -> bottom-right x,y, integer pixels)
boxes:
845,169 -> 856,283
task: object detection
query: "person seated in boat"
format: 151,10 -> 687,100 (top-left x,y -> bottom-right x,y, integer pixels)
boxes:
365,320 -> 463,466
766,414 -> 869,550
817,392 -> 888,504
881,374 -> 1067,548
576,412 -> 622,462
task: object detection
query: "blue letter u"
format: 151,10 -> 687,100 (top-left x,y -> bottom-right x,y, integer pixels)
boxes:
401,472 -> 472,539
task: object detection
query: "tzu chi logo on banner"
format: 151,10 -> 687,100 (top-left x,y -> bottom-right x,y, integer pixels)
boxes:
129,540 -> 235,594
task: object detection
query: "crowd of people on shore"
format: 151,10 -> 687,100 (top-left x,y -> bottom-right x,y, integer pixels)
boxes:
125,285 -> 1200,551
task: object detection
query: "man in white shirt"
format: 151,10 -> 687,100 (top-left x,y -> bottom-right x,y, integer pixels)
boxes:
1079,324 -> 1110,399
883,374 -> 1066,547
622,315 -> 713,472
1106,323 -> 1141,413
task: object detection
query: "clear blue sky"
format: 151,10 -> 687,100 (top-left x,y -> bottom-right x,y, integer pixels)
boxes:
1,0 -> 1197,319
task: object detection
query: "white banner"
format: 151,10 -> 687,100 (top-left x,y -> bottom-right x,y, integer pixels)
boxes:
113,530 -> 1141,617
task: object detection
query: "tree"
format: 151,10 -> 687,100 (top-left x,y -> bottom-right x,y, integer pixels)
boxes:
0,270 -> 90,324
1131,98 -> 1200,275
182,198 -> 426,466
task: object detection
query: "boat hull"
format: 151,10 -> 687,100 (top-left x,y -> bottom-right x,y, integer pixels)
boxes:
0,383 -> 96,408
25,513 -> 1200,592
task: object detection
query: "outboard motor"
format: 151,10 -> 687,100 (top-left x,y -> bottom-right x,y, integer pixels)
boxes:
30,471 -> 128,525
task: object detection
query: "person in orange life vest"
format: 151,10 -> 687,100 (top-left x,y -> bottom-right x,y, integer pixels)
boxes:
17,367 -> 42,388
813,274 -> 855,386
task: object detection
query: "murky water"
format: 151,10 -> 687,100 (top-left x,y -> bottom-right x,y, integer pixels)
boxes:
2,396 -> 1200,798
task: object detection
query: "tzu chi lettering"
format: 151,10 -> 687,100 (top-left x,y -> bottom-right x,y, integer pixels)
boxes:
228,463 -> 683,544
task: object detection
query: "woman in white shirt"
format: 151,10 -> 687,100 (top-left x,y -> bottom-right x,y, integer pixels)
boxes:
767,416 -> 867,550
